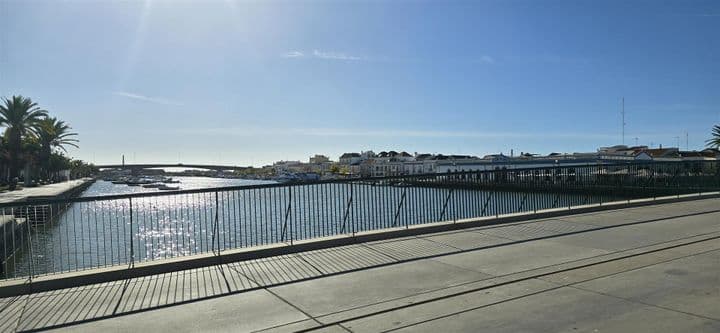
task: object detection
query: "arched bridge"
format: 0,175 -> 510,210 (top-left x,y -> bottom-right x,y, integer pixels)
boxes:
96,163 -> 249,171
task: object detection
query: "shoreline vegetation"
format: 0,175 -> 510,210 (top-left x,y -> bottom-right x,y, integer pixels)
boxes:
0,95 -> 96,192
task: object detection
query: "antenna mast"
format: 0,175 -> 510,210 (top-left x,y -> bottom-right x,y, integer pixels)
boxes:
621,97 -> 626,145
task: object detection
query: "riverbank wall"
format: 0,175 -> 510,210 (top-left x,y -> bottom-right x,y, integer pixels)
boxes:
0,178 -> 95,278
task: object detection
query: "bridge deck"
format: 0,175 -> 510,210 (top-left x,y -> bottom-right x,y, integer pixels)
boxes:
1,198 -> 719,332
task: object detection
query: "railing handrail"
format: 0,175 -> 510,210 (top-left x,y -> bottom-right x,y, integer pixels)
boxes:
0,160 -> 715,208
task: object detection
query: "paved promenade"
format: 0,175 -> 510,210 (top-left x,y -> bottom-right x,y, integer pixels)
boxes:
0,198 -> 718,332
0,179 -> 93,204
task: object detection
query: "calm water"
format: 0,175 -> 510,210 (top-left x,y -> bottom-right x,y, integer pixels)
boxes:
4,177 -> 617,278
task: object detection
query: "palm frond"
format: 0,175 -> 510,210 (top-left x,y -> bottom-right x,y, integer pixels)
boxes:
706,124 -> 720,149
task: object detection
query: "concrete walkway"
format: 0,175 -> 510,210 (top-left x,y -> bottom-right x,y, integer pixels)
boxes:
0,198 -> 718,332
0,179 -> 92,204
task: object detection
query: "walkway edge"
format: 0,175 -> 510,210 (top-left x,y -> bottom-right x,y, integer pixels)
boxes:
1,192 -> 718,298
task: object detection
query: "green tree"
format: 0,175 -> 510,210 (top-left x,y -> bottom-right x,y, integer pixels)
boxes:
48,152 -> 72,179
0,96 -> 48,189
35,117 -> 79,180
21,136 -> 42,184
69,159 -> 97,178
706,124 -> 720,149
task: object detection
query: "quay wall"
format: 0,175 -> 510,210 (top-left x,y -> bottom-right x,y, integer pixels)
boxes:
0,179 -> 95,277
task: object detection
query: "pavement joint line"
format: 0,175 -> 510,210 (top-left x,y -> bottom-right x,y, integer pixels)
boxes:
249,318 -> 319,333
542,247 -> 720,289
294,234 -> 720,333
337,323 -> 355,333
296,252 -> 330,276
341,283 -> 572,333
566,283 -> 720,322
310,231 -> 720,323
265,287 -> 323,327
225,264 -> 255,288
423,257 -> 501,278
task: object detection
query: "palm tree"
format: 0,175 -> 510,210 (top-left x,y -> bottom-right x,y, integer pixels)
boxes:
706,124 -> 720,149
0,96 -> 48,189
35,117 -> 79,180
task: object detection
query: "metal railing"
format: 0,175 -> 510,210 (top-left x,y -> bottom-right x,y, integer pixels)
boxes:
1,160 -> 718,279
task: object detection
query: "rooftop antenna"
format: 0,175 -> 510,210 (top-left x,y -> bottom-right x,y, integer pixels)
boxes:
685,131 -> 689,150
634,137 -> 639,146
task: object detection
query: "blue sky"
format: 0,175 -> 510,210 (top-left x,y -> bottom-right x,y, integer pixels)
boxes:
1,0 -> 718,166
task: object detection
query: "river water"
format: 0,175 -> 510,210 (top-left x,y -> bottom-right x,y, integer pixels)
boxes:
4,177 -> 618,278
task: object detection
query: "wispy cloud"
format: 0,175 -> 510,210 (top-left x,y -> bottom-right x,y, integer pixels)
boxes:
282,51 -> 304,58
312,50 -> 362,61
506,55 -> 591,65
281,49 -> 363,61
281,50 -> 496,65
112,91 -> 183,106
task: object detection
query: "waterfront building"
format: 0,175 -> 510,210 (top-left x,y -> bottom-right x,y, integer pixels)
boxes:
272,160 -> 305,174
338,153 -> 362,165
309,155 -> 330,164
270,146 -> 720,180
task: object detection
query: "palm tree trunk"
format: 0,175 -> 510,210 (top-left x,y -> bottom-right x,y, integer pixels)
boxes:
39,147 -> 50,181
7,130 -> 21,190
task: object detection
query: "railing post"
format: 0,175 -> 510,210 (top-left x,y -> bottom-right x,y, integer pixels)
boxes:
213,191 -> 220,254
480,192 -> 493,216
439,189 -> 454,221
289,187 -> 293,245
281,187 -> 293,245
26,205 -> 34,281
351,182 -> 356,237
517,193 -> 528,212
341,183 -> 353,235
392,188 -> 407,228
129,197 -> 134,267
